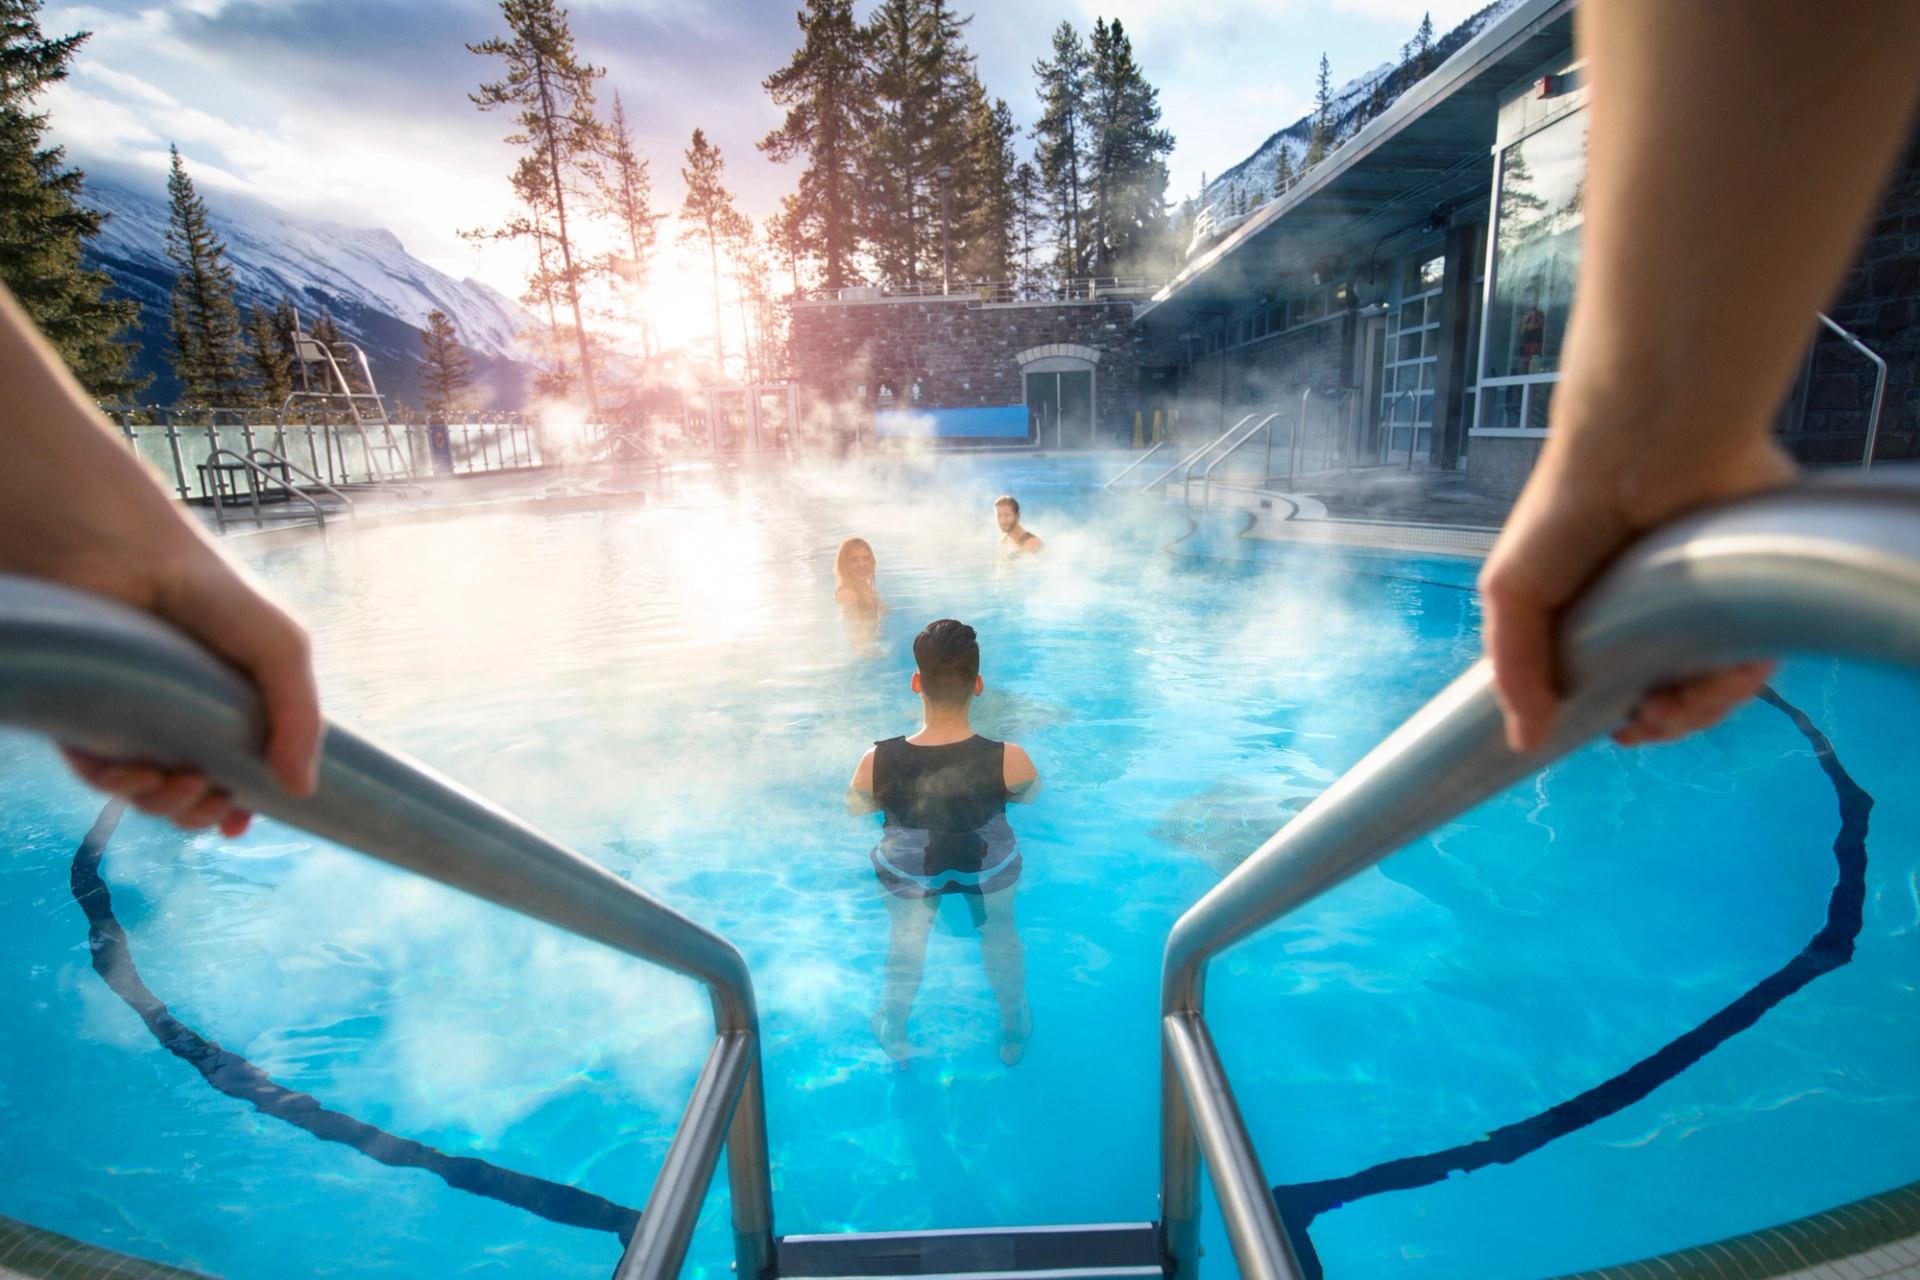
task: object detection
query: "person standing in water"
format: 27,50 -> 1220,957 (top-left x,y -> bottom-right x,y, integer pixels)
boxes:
833,537 -> 886,616
847,619 -> 1039,1066
994,495 -> 1043,556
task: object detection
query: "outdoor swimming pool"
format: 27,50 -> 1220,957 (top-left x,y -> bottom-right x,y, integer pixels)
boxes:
1,454 -> 1917,1279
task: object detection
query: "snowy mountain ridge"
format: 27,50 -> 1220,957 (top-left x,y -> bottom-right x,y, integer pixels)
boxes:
81,169 -> 536,407
1188,0 -> 1524,254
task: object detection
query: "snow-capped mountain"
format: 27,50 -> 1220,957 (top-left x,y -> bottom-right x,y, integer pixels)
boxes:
1188,0 -> 1523,255
81,170 -> 537,408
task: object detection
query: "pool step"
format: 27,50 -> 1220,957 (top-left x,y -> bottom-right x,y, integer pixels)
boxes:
776,1222 -> 1165,1279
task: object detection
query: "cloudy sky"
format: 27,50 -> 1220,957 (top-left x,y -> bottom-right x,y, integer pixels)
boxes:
43,0 -> 1490,308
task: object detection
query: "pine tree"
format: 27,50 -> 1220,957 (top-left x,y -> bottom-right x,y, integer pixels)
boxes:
418,309 -> 475,415
951,74 -> 1017,285
1405,12 -> 1435,80
759,0 -> 868,292
470,0 -> 607,413
1032,20 -> 1091,280
1085,17 -> 1173,277
0,1 -> 143,399
1272,146 -> 1294,196
598,90 -> 661,355
245,303 -> 292,408
679,128 -> 751,376
769,196 -> 807,297
859,0 -> 971,288
1306,54 -> 1334,167
1010,161 -> 1043,296
1169,194 -> 1196,273
164,146 -> 246,405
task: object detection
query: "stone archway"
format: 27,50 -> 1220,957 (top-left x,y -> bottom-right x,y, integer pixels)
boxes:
1015,345 -> 1101,448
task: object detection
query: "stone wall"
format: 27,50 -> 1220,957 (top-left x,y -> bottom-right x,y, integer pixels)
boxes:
1785,126 -> 1920,464
788,297 -> 1143,444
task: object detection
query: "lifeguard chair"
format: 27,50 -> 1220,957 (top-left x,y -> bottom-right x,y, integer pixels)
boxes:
280,320 -> 414,485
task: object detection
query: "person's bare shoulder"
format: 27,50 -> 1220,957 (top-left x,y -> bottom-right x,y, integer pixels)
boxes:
1022,531 -> 1043,553
847,746 -> 880,814
1003,742 -> 1041,800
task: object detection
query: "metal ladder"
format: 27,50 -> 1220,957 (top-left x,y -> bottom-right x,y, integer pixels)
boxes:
6,476 -> 1920,1278
203,446 -> 355,532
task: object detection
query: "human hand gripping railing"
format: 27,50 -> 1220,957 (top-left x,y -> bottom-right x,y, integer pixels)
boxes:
0,574 -> 776,1280
1157,477 -> 1920,1280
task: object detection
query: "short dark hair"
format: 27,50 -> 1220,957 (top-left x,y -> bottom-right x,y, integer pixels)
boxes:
994,494 -> 1020,516
913,619 -> 979,705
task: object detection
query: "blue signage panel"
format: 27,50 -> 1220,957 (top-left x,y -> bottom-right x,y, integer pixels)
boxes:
872,405 -> 1032,440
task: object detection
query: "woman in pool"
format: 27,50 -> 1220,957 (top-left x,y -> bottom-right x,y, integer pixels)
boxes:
833,537 -> 887,616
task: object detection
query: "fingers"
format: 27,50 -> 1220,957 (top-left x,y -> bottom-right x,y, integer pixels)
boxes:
158,556 -> 324,797
61,747 -> 252,835
1611,661 -> 1775,747
1479,573 -> 1560,754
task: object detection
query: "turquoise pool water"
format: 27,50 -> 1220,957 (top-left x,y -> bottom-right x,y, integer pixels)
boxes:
1,454 -> 1917,1278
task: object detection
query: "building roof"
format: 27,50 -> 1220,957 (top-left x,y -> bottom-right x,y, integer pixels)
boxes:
1136,0 -> 1575,335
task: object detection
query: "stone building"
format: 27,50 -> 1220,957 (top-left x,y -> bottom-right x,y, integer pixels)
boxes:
788,290 -> 1153,447
1133,0 -> 1920,497
786,0 -> 1919,496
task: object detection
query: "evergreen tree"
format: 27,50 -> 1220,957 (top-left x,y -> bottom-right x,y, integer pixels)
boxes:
1169,194 -> 1196,272
769,195 -> 807,297
1404,12 -> 1435,80
164,146 -> 246,405
1306,53 -> 1334,167
244,303 -> 292,408
759,0 -> 867,292
0,1 -> 143,399
1085,17 -> 1173,277
470,0 -> 607,412
1032,20 -> 1091,279
952,74 -> 1017,284
679,128 -> 751,375
598,90 -> 661,341
418,309 -> 475,415
1272,146 -> 1294,196
859,0 -> 971,288
1010,160 -> 1043,295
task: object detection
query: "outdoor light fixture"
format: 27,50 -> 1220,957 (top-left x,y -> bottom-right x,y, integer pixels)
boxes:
935,163 -> 954,296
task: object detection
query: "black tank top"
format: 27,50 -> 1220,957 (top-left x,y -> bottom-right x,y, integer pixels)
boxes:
872,734 -> 1007,833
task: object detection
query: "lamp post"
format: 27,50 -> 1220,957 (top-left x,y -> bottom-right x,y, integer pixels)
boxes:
935,163 -> 953,295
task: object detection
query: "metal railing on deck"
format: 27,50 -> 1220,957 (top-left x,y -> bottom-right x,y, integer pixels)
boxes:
0,574 -> 777,1280
103,407 -> 714,502
1157,477 -> 1920,1278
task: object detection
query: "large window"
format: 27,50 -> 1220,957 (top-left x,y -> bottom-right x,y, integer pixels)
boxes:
1380,249 -> 1443,461
1476,107 -> 1589,433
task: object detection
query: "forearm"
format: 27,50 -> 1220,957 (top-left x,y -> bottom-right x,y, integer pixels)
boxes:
1553,1 -> 1920,480
0,285 -> 201,581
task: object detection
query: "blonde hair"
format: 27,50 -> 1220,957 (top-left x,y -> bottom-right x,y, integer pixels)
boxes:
834,537 -> 875,590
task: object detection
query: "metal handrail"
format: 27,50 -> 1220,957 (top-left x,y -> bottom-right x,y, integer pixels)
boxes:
1103,440 -> 1170,490
1158,478 -> 1920,1279
1195,413 -> 1286,505
205,448 -> 331,532
1141,414 -> 1257,492
0,574 -> 777,1279
247,447 -> 357,521
1816,312 -> 1889,469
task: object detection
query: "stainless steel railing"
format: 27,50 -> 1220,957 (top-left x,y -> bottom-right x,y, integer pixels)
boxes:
1158,477 -> 1920,1278
0,574 -> 777,1280
1103,440 -> 1171,490
1194,413 -> 1286,505
1142,414 -> 1259,492
205,448 -> 334,532
1815,312 -> 1889,469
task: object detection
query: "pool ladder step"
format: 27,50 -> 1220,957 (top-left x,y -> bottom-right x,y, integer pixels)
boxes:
775,1222 -> 1166,1279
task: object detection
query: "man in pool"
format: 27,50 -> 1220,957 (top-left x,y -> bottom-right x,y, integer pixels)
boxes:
994,495 -> 1042,555
847,619 -> 1039,1067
